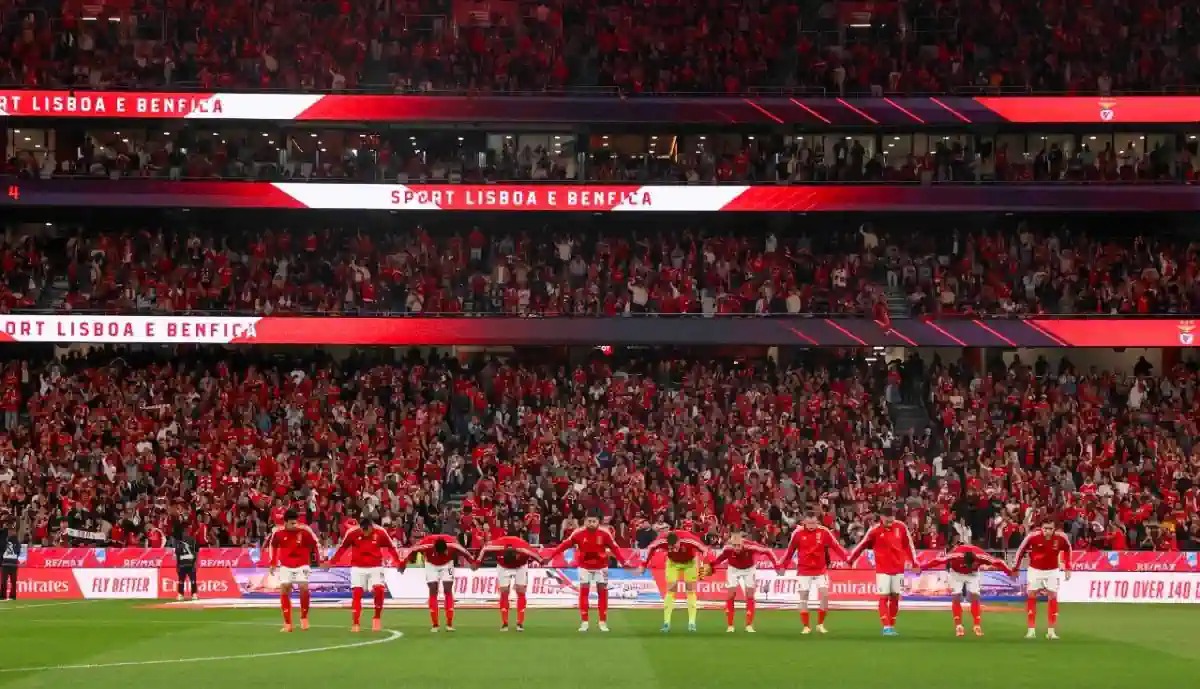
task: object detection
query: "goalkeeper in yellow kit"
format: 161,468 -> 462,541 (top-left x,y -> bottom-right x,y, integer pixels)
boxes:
639,529 -> 710,632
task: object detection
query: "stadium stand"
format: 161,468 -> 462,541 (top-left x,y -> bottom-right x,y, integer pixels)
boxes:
0,346 -> 1197,553
1,220 -> 1193,318
5,132 -> 1197,184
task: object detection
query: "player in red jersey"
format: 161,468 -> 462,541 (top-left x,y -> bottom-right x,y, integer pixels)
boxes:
547,512 -> 631,632
640,528 -> 709,632
265,509 -> 321,632
925,539 -> 1014,637
405,533 -> 478,632
478,532 -> 544,631
845,506 -> 918,636
778,510 -> 848,634
711,531 -> 778,633
328,517 -> 403,632
1012,518 -> 1072,640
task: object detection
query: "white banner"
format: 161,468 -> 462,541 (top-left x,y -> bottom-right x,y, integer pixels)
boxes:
73,568 -> 158,599
65,528 -> 106,542
1058,571 -> 1200,604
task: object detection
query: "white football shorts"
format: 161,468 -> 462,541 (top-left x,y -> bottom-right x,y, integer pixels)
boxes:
425,563 -> 455,584
278,566 -> 311,585
578,568 -> 608,585
351,566 -> 387,590
1027,567 -> 1062,593
497,566 -> 529,588
876,573 -> 904,595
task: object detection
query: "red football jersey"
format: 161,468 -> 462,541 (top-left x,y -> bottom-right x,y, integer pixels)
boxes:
928,544 -> 1011,575
549,527 -> 624,570
332,526 -> 402,567
645,530 -> 707,564
711,539 -> 777,570
267,525 -> 320,568
410,534 -> 471,567
847,520 -> 918,575
1013,530 -> 1072,571
481,535 -> 540,568
781,525 -> 848,575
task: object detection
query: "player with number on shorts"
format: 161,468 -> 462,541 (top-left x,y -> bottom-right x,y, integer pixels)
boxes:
478,532 -> 544,632
845,505 -> 918,637
710,531 -> 778,633
547,512 -> 631,633
924,538 -> 1013,637
405,533 -> 478,632
328,517 -> 403,633
778,510 -> 848,634
265,509 -> 321,632
1012,518 -> 1072,640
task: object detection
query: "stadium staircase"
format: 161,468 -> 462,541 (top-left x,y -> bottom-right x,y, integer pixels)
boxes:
883,285 -> 910,319
888,401 -> 930,436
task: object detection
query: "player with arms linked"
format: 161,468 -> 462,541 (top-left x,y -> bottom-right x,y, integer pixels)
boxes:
547,510 -> 631,632
777,510 -> 848,634
265,509 -> 321,632
923,535 -> 1014,637
404,532 -> 479,632
1012,518 -> 1072,639
327,517 -> 404,632
640,526 -> 710,633
845,505 -> 919,636
477,529 -> 545,631
710,530 -> 778,633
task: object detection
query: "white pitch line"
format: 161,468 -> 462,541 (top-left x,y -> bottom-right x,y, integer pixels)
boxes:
0,601 -> 90,612
0,628 -> 402,674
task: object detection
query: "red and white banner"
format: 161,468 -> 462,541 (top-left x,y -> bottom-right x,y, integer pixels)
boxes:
4,313 -> 1200,349
274,184 -> 741,211
1059,571 -> 1200,604
19,547 -> 1200,571
2,90 -> 1199,126
0,92 -> 322,119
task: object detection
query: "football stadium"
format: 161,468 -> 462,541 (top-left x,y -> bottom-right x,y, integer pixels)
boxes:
1,2 -> 1200,687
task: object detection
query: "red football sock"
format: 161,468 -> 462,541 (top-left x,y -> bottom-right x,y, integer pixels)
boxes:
1048,598 -> 1058,627
578,585 -> 590,621
445,590 -> 455,627
725,599 -> 735,626
299,588 -> 311,620
818,609 -> 827,625
500,590 -> 511,626
1026,597 -> 1037,627
800,609 -> 810,627
429,592 -> 440,627
373,586 -> 386,620
951,599 -> 963,625
352,587 -> 364,626
280,591 -> 292,625
888,596 -> 899,625
970,599 -> 982,626
878,597 -> 889,627
597,586 -> 609,622
516,591 -> 527,625
745,597 -> 756,626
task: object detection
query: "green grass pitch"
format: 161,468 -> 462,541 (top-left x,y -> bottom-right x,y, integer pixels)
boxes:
0,601 -> 1195,689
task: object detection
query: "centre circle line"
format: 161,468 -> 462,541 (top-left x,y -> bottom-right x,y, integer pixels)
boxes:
0,628 -> 403,674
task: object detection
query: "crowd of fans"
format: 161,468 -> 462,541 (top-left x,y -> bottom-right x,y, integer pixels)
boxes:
2,219 -> 1196,319
15,221 -> 887,317
2,0 -> 1199,94
7,133 -> 1200,185
0,346 -> 1196,555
